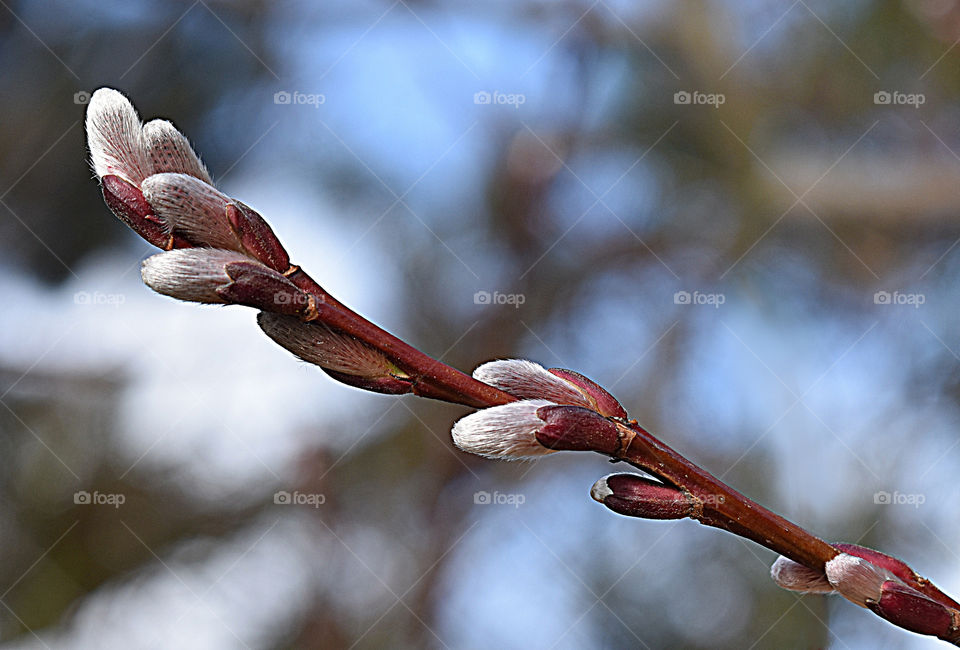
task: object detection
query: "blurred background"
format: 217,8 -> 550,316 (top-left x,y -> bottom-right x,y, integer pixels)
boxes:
1,0 -> 959,647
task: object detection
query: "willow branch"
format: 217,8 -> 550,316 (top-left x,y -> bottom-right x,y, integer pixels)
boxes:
86,87 -> 960,645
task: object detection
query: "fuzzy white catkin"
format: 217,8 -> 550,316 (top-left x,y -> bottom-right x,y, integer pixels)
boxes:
86,88 -> 153,184
141,248 -> 251,304
770,556 -> 834,594
825,554 -> 900,607
141,173 -> 241,251
142,119 -> 212,184
472,359 -> 593,408
87,88 -> 213,190
451,399 -> 557,460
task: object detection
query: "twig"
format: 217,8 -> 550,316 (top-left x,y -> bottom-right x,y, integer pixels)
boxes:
86,87 -> 960,645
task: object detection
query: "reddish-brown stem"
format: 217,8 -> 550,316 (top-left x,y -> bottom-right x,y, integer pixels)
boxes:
285,264 -> 840,571
96,162 -> 906,589
287,265 -> 838,570
269,257 -> 960,645
615,421 -> 837,569
104,160 -> 959,642
94,101 -> 959,641
286,267 -> 517,408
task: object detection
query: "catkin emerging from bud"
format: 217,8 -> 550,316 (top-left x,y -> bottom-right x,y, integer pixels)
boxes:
141,173 -> 241,251
473,359 -> 597,409
451,400 -> 557,460
141,248 -> 252,303
826,554 -> 899,608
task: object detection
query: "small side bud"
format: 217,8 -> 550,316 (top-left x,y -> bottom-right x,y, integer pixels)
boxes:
451,400 -> 558,460
591,473 -> 695,520
141,173 -> 241,251
217,261 -> 312,316
826,553 -> 899,608
868,581 -> 960,642
256,313 -> 412,392
142,119 -> 212,184
770,556 -> 834,594
225,202 -> 291,272
86,88 -> 152,184
534,404 -> 622,454
141,248 -> 252,303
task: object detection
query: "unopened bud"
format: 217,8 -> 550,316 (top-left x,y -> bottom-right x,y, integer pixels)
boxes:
256,313 -> 412,393
225,202 -> 290,272
86,88 -> 152,184
591,473 -> 695,520
142,119 -> 212,184
218,261 -> 312,316
534,404 -> 622,454
141,173 -> 241,251
770,556 -> 834,594
869,580 -> 960,642
451,399 -> 558,460
826,553 -> 899,608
